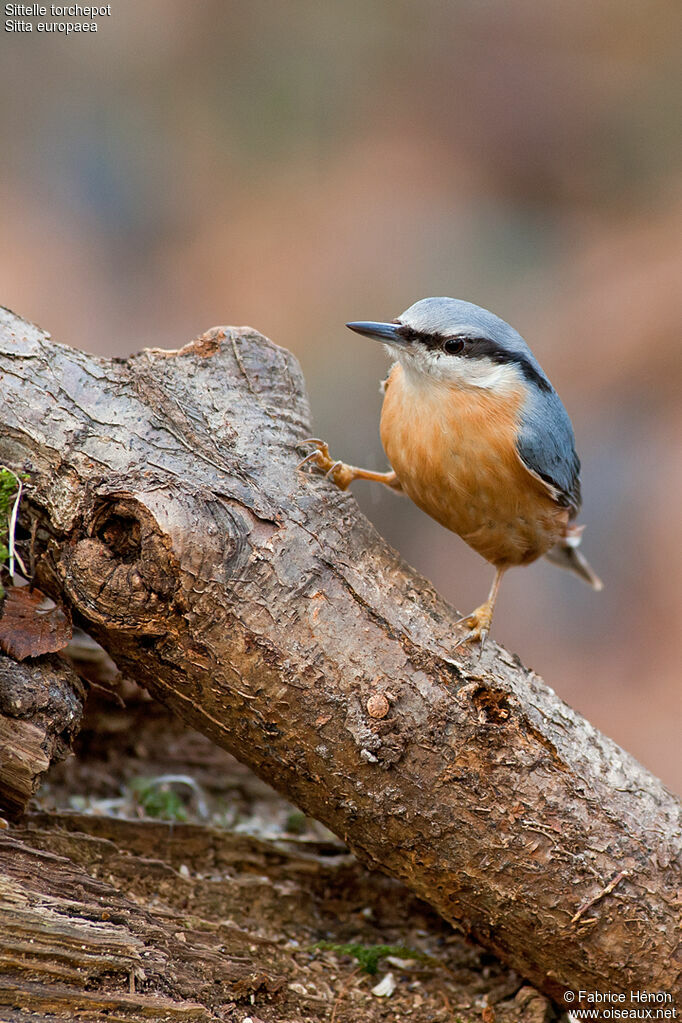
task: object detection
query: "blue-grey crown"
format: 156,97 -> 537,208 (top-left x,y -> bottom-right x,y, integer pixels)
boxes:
400,297 -> 538,367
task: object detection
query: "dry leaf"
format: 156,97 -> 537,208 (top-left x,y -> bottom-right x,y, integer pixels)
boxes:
0,585 -> 72,660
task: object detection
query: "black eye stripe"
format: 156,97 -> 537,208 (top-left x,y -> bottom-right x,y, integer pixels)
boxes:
396,324 -> 489,353
394,324 -> 553,392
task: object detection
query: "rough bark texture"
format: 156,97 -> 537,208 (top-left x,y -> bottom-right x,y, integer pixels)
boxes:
0,652 -> 84,817
0,306 -> 680,1002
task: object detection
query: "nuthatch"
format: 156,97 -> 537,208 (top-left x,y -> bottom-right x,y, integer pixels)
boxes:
299,297 -> 602,648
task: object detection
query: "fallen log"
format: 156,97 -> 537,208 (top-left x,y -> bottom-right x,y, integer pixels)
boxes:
0,305 -> 680,1002
0,809 -> 530,1023
0,652 -> 84,818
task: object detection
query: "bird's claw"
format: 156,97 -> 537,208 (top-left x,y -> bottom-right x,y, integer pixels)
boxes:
297,448 -> 325,470
297,437 -> 327,450
296,439 -> 353,490
296,438 -> 333,470
453,607 -> 492,652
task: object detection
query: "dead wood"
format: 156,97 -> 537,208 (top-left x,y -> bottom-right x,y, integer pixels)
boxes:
0,809 -> 530,1023
0,651 -> 84,817
0,305 -> 680,1002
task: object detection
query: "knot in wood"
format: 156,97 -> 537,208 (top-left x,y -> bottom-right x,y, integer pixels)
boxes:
95,510 -> 142,563
60,494 -> 177,634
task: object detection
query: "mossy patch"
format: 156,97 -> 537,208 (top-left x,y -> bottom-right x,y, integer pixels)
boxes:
313,941 -> 430,975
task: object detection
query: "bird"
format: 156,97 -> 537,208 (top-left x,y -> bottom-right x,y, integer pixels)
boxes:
298,297 -> 602,648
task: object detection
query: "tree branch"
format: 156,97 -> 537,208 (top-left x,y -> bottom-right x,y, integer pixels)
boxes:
0,306 -> 680,1001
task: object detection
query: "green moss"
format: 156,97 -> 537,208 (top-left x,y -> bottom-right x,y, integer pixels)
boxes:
0,469 -> 21,511
0,470 -> 19,561
0,468 -> 26,597
313,941 -> 430,975
285,810 -> 308,834
129,777 -> 189,822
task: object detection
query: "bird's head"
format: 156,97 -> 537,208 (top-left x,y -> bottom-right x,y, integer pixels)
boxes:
347,297 -> 552,395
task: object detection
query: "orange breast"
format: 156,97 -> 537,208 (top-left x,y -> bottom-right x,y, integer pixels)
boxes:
380,364 -> 568,566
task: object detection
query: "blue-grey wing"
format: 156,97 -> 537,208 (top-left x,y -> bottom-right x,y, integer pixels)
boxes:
517,387 -> 582,517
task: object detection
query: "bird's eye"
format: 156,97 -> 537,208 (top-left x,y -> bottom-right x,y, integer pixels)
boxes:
443,337 -> 464,355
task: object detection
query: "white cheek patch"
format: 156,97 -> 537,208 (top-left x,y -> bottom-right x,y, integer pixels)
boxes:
393,347 -> 524,396
447,358 -> 521,392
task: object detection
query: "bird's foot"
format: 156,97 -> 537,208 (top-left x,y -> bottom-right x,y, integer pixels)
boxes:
454,602 -> 494,650
296,439 -> 356,490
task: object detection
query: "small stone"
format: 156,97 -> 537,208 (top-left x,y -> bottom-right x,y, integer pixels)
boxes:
515,986 -> 541,1007
367,693 -> 390,718
360,748 -> 379,763
515,986 -> 553,1023
371,972 -> 396,997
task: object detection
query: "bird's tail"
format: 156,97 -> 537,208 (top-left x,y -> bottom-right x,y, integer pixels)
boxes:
544,525 -> 603,591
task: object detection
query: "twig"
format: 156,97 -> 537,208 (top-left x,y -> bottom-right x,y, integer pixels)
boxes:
571,870 -> 629,924
0,466 -> 27,580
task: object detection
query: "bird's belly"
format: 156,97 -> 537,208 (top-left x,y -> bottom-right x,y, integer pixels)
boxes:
380,368 -> 567,566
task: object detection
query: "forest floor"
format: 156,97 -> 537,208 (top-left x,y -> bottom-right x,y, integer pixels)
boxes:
17,676 -> 559,1023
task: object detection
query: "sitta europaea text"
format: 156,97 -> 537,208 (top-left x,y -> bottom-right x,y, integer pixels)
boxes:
299,297 -> 602,647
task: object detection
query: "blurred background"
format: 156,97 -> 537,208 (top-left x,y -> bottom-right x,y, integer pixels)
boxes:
1,0 -> 680,789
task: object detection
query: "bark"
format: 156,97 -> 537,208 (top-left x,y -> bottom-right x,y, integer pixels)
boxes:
0,652 -> 84,817
0,305 -> 680,1002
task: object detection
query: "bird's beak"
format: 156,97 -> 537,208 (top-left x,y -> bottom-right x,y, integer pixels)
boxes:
346,321 -> 407,347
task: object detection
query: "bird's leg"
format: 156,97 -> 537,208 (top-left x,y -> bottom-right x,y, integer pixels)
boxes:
297,439 -> 402,492
454,567 -> 506,649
